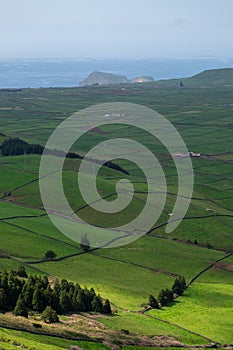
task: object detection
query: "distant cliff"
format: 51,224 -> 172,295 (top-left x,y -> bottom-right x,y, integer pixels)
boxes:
80,71 -> 130,86
131,76 -> 154,83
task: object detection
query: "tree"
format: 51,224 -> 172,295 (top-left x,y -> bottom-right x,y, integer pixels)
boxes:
1,138 -> 44,157
83,287 -> 94,311
17,265 -> 28,278
41,306 -> 59,323
148,294 -> 159,309
103,299 -> 112,314
0,272 -> 8,291
21,276 -> 35,309
41,275 -> 49,289
0,288 -> 7,310
72,283 -> 81,310
7,273 -> 21,307
60,290 -> 72,314
44,284 -> 54,307
75,289 -> 87,312
80,234 -> 90,252
44,250 -> 57,260
52,280 -> 60,312
91,295 -> 103,313
60,279 -> 69,291
179,80 -> 184,88
32,284 -> 45,312
13,294 -> 28,318
158,289 -> 174,307
172,276 -> 186,296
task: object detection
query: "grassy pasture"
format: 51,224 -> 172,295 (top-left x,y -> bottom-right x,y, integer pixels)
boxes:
149,282 -> 233,344
0,328 -> 109,350
100,311 -> 207,345
34,253 -> 174,310
153,215 -> 233,250
94,236 -> 224,280
0,220 -> 80,259
0,83 -> 233,346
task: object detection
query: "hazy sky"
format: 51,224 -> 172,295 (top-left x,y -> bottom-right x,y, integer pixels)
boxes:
1,0 -> 232,59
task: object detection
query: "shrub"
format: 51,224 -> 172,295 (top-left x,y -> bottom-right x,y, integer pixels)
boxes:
44,250 -> 57,260
41,306 -> 59,323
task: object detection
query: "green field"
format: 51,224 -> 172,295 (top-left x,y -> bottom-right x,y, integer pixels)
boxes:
0,73 -> 232,348
0,328 -> 109,350
149,282 -> 233,344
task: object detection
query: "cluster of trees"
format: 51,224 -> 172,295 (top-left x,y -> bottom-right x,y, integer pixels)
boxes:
0,138 -> 129,176
84,156 -> 129,176
103,160 -> 129,176
1,138 -> 44,156
0,267 -> 112,323
149,276 -> 186,309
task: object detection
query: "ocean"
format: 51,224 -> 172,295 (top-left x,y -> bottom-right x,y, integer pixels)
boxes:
0,57 -> 232,88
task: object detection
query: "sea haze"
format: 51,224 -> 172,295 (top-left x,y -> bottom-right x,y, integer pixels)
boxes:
0,57 -> 232,88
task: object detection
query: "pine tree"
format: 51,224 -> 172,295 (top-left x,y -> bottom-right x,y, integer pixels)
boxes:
72,283 -> 81,310
172,276 -> 186,296
7,273 -> 21,307
80,234 -> 90,252
22,277 -> 34,309
32,284 -> 45,312
83,287 -> 94,311
14,295 -> 28,318
91,295 -> 103,313
0,272 -> 8,292
41,306 -> 59,323
158,288 -> 174,307
75,289 -> 87,312
103,299 -> 112,314
50,279 -> 60,312
60,290 -> 72,314
60,279 -> 69,291
41,275 -> 49,289
44,284 -> 54,307
17,265 -> 28,278
68,282 -> 75,300
0,288 -> 7,310
149,294 -> 159,309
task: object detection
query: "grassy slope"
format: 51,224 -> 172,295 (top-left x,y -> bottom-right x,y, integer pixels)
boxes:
149,282 -> 233,344
100,312 -> 207,345
0,328 -> 109,350
0,83 -> 232,346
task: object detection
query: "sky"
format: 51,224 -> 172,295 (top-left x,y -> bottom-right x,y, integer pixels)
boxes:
1,0 -> 233,59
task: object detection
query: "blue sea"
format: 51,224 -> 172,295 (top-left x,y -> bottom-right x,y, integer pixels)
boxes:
0,57 -> 232,88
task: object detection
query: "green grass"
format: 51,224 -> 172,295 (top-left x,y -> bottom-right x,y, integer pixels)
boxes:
94,236 -> 224,280
149,283 -> 233,344
34,253 -> 174,310
0,200 -> 42,218
100,312 -> 207,345
8,215 -> 81,246
197,266 -> 233,284
153,215 -> 233,250
123,348 -> 192,350
0,220 -> 79,259
0,328 -> 109,350
0,83 -> 233,346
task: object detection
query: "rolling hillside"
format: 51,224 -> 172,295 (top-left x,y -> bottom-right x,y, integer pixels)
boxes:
0,75 -> 232,349
156,67 -> 233,88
